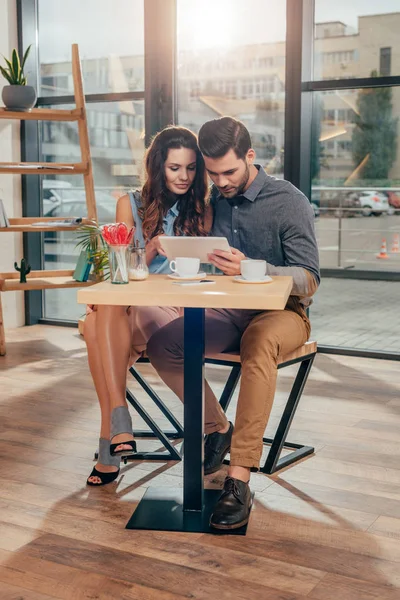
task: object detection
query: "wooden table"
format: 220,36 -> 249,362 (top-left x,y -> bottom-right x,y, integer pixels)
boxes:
78,274 -> 292,533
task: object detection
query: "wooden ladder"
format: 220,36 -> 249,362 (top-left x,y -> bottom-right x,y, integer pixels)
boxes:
0,44 -> 98,355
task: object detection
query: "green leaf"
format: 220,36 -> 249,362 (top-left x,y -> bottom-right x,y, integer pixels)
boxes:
3,57 -> 13,73
20,44 -> 31,72
0,66 -> 13,85
11,48 -> 21,81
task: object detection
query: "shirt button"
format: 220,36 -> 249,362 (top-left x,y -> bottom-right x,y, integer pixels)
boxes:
234,205 -> 238,209
233,229 -> 238,233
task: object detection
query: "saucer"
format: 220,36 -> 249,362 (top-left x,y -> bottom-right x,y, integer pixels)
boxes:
168,271 -> 207,281
233,275 -> 273,284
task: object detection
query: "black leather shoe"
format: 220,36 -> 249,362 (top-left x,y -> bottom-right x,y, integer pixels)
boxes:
210,476 -> 252,530
204,422 -> 233,476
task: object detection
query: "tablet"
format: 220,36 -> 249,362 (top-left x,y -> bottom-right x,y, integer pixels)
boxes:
160,236 -> 231,263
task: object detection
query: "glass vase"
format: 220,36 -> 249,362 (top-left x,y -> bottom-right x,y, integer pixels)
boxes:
108,244 -> 130,284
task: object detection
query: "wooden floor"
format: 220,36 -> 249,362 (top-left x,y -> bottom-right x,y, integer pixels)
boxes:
1,325 -> 400,600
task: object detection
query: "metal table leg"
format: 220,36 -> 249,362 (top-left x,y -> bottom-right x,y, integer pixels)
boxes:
126,307 -> 222,533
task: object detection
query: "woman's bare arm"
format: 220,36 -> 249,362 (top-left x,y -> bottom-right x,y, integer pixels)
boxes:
116,194 -> 135,227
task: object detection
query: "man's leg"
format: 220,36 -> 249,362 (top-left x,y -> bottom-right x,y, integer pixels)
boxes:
147,309 -> 243,435
230,308 -> 310,474
210,307 -> 310,529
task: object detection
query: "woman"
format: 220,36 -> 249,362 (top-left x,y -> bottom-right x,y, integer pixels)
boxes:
85,126 -> 211,486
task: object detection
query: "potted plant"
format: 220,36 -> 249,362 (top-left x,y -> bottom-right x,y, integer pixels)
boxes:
75,222 -> 110,281
0,45 -> 37,111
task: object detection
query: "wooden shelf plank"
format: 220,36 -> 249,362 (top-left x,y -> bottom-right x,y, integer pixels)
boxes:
1,269 -> 76,280
0,162 -> 88,175
0,107 -> 82,121
0,217 -> 91,232
0,225 -> 82,232
0,270 -> 96,292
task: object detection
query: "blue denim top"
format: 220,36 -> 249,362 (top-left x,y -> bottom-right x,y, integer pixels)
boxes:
128,191 -> 179,274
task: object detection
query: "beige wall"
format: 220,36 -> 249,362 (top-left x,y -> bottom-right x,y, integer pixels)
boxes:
0,0 -> 24,328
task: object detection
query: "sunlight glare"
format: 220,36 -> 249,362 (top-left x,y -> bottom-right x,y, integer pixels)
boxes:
178,0 -> 235,50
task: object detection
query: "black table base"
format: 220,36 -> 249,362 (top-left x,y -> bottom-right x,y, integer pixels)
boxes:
125,307 -> 253,535
126,487 -> 252,534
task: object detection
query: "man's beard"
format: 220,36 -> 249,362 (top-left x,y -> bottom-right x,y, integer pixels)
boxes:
219,163 -> 250,198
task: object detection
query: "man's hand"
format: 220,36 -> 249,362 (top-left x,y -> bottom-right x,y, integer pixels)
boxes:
208,247 -> 245,276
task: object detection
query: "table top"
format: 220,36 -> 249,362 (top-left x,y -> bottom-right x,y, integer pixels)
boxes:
77,274 -> 293,311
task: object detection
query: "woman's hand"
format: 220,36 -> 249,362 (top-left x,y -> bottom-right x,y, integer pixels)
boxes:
147,235 -> 167,257
86,304 -> 97,315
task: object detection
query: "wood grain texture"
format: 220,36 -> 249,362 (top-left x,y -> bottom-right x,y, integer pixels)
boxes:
0,324 -> 399,599
0,107 -> 81,121
77,274 -> 293,310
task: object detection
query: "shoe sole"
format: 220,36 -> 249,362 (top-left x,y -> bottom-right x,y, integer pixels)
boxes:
209,497 -> 253,530
209,516 -> 250,530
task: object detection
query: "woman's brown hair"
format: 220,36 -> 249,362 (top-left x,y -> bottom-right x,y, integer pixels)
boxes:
139,126 -> 209,241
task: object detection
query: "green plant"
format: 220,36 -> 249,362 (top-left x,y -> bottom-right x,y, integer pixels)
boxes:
14,258 -> 31,283
352,70 -> 398,180
0,45 -> 32,85
75,223 -> 109,280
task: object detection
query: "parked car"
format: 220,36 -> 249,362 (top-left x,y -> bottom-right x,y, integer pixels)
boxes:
312,189 -> 361,217
384,191 -> 400,212
44,192 -> 117,242
42,179 -> 73,214
45,193 -> 117,222
310,190 -> 320,218
350,190 -> 393,217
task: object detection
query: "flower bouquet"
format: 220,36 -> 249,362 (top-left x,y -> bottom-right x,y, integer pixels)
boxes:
101,222 -> 134,284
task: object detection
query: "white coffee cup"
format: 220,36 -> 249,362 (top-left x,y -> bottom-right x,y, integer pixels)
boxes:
169,257 -> 200,278
240,259 -> 267,281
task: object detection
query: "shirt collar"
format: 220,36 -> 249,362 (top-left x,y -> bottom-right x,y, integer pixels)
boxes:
214,164 -> 267,204
242,165 -> 267,202
166,201 -> 179,217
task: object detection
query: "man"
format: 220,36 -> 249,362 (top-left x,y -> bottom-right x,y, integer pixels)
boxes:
147,116 -> 319,530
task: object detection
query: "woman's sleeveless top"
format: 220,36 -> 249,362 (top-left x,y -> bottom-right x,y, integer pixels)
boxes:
128,191 -> 180,274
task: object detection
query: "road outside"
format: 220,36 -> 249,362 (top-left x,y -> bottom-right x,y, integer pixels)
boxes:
315,213 -> 400,271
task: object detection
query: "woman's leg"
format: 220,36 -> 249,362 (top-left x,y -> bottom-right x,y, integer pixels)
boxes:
95,304 -> 134,452
95,304 -> 181,453
84,309 -> 119,482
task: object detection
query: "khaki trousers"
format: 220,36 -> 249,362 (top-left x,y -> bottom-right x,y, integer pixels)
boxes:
147,297 -> 310,469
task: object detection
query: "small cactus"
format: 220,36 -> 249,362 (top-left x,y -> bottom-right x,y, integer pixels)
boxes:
14,258 -> 31,283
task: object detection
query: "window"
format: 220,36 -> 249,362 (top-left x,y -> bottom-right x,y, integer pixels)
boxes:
177,0 -> 286,178
314,3 -> 400,80
38,0 -> 144,95
380,47 -> 391,76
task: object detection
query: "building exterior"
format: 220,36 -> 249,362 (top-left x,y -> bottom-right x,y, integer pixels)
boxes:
40,11 -> 400,187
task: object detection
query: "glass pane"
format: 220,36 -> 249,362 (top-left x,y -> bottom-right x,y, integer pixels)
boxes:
314,1 -> 400,80
38,0 -> 144,95
177,0 -> 286,177
311,279 -> 400,353
312,88 -> 400,271
311,87 -> 400,354
42,101 -> 145,321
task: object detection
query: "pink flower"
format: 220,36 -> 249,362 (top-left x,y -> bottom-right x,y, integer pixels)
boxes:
101,222 -> 134,246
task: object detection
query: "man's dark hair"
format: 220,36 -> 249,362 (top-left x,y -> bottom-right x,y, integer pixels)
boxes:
198,116 -> 252,160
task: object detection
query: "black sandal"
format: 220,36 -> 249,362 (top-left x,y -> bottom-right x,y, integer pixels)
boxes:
87,438 -> 120,486
110,406 -> 137,457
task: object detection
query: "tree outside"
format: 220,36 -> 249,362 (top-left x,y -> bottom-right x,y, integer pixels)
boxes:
352,71 -> 398,181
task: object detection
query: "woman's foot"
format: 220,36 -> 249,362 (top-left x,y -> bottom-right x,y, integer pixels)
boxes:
86,438 -> 121,486
110,406 -> 137,456
110,433 -> 136,454
87,463 -> 119,485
